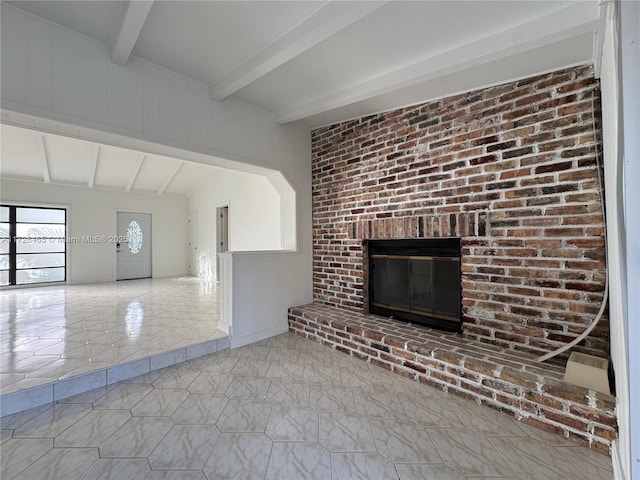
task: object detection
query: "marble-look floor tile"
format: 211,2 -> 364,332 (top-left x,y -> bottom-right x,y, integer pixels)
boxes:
88,347 -> 140,364
195,355 -> 238,373
265,405 -> 319,442
265,347 -> 300,363
120,368 -> 165,384
0,429 -> 13,444
396,463 -> 467,480
0,330 -> 613,480
0,404 -> 51,429
429,428 -> 516,477
171,393 -> 228,425
17,446 -> 98,480
372,368 -> 424,392
224,376 -> 271,400
217,400 -> 272,433
204,432 -> 273,480
371,419 -> 441,463
57,385 -> 109,404
187,372 -> 234,394
466,477 -> 518,480
309,385 -> 356,412
319,412 -> 376,453
92,383 -> 153,410
448,400 -> 527,436
265,361 -> 305,381
265,380 -> 310,405
230,357 -> 271,376
353,390 -> 409,419
0,376 -> 56,397
11,338 -> 63,353
149,348 -> 187,376
106,358 -> 150,384
515,421 -> 577,446
0,437 -> 53,479
61,343 -> 112,359
79,458 -> 150,480
331,452 -> 399,480
54,409 -> 131,447
557,445 -> 614,479
0,277 -> 226,405
302,364 -> 343,386
149,424 -> 220,470
130,388 -> 189,417
99,416 -> 173,458
7,353 -> 65,374
297,347 -> 333,366
145,471 -> 207,480
266,442 -> 332,480
340,369 -> 386,390
489,436 -> 601,480
0,373 -> 27,389
13,403 -> 92,438
54,369 -> 107,400
398,391 -> 464,428
229,345 -> 271,360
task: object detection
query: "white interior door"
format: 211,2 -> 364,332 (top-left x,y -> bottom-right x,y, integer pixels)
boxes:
116,212 -> 152,280
216,205 -> 228,280
188,211 -> 198,276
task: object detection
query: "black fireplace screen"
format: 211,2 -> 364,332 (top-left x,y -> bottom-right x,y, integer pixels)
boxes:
368,238 -> 461,332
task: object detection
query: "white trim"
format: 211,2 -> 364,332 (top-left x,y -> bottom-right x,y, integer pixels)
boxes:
275,2 -> 598,124
110,0 -> 154,66
611,440 -> 626,480
209,1 -> 385,101
125,153 -> 145,192
157,161 -> 183,195
229,324 -> 289,349
620,0 -> 640,476
87,145 -> 99,188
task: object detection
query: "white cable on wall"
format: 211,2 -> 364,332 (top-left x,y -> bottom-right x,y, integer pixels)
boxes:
538,90 -> 609,363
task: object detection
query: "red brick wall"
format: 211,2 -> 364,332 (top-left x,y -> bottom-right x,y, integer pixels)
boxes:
311,65 -> 608,358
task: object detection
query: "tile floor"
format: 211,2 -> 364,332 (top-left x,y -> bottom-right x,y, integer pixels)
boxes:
0,332 -> 613,479
0,276 -> 226,397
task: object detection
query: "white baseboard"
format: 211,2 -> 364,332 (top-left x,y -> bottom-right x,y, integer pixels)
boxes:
229,324 -> 289,348
611,440 -> 628,480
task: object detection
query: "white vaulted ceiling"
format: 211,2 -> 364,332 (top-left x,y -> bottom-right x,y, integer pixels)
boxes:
1,0 -> 604,194
6,0 -> 602,128
0,124 -> 219,196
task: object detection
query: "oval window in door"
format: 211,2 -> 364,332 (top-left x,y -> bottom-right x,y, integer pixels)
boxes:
127,221 -> 143,254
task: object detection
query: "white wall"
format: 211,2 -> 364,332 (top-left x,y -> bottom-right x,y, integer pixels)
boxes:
188,168 -> 282,278
222,122 -> 313,346
599,2 -> 639,478
0,3 -> 313,346
0,179 -> 188,284
1,4 -> 279,174
619,1 -> 639,478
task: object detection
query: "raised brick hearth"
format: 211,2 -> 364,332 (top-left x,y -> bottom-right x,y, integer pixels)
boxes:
288,304 -> 617,453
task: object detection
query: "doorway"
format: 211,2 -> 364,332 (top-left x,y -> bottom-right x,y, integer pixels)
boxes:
216,204 -> 228,280
116,212 -> 152,280
188,211 -> 198,276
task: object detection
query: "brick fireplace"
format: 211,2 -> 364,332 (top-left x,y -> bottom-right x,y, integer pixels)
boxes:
289,64 -> 617,452
366,237 -> 462,332
310,64 -> 608,359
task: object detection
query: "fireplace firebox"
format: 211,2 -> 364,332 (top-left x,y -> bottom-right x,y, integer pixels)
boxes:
366,238 -> 461,332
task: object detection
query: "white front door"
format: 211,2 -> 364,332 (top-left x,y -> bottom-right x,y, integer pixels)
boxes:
116,212 -> 152,280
